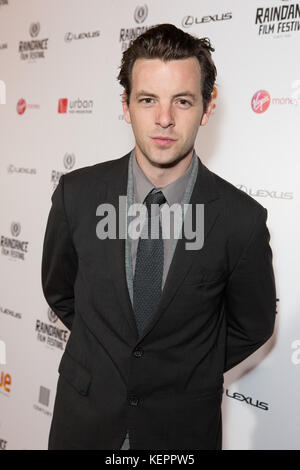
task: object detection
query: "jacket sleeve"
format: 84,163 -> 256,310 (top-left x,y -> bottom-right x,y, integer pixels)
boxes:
224,207 -> 276,372
41,175 -> 78,331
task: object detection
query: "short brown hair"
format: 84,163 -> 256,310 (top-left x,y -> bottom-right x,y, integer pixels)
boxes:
117,23 -> 217,113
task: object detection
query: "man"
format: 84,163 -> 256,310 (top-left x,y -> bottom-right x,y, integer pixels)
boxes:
42,24 -> 276,450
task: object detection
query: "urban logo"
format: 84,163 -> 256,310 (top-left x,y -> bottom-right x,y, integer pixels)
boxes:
35,307 -> 69,350
58,97 -> 94,114
19,22 -> 49,61
33,386 -> 52,417
64,30 -> 100,43
16,97 -> 40,115
182,12 -> 232,28
51,153 -> 76,190
0,370 -> 11,394
0,222 -> 29,261
119,4 -> 154,52
255,3 -> 300,36
237,185 -> 293,200
226,389 -> 269,411
0,79 -> 5,104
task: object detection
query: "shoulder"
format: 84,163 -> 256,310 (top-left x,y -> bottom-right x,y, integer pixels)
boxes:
208,166 -> 267,220
54,151 -> 131,221
203,166 -> 268,262
62,151 -> 131,188
57,151 -> 131,206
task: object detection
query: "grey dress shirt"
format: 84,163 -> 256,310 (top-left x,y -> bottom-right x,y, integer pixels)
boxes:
120,148 -> 199,450
131,149 -> 195,289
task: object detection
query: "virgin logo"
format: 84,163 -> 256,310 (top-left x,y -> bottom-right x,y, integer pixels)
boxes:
251,90 -> 271,113
17,98 -> 27,115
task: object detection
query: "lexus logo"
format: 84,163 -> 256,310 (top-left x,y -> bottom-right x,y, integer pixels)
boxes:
134,5 -> 148,23
29,22 -> 40,38
182,12 -> 232,28
182,16 -> 194,28
64,32 -> 73,43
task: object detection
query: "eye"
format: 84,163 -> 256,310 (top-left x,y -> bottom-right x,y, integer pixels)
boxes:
139,98 -> 154,104
176,99 -> 192,107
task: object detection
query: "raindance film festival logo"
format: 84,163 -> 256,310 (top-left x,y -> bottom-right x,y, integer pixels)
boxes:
51,153 -> 76,190
251,88 -> 300,113
0,222 -> 29,261
255,3 -> 300,36
35,307 -> 69,350
119,4 -> 155,51
58,97 -> 93,114
18,22 -> 49,61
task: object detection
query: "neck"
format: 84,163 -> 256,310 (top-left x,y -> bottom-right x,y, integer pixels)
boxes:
135,148 -> 194,188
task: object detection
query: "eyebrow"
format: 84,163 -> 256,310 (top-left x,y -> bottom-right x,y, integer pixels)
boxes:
135,90 -> 197,100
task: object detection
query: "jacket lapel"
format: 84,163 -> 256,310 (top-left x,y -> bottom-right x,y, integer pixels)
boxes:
103,151 -> 221,342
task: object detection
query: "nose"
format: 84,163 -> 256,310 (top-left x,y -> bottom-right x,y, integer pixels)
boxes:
155,103 -> 175,128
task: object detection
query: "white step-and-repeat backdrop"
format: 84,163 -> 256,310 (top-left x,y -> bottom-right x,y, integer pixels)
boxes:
0,0 -> 299,450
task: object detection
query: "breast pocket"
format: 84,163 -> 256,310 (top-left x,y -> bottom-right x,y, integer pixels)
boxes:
183,264 -> 227,286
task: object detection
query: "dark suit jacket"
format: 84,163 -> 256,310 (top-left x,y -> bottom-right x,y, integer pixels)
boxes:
41,150 -> 276,450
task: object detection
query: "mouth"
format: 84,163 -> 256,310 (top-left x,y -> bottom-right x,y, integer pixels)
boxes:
151,137 -> 177,147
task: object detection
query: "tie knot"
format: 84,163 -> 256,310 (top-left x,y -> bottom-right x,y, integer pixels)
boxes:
144,190 -> 166,213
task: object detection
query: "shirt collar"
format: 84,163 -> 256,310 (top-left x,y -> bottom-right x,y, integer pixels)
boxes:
132,148 -> 196,206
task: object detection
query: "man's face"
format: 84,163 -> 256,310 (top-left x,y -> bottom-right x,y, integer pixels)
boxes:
122,57 -> 212,168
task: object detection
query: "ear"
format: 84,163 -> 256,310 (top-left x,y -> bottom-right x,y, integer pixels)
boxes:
122,91 -> 131,124
200,97 -> 213,126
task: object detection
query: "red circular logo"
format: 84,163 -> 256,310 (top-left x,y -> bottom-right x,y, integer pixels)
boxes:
17,98 -> 27,115
251,90 -> 270,113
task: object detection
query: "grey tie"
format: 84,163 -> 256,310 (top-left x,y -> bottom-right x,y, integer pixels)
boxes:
133,189 -> 166,336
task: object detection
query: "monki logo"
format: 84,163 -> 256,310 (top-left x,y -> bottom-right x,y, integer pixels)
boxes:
0,371 -> 11,393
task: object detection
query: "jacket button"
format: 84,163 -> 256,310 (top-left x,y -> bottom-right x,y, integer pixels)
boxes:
133,347 -> 143,358
129,396 -> 139,406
